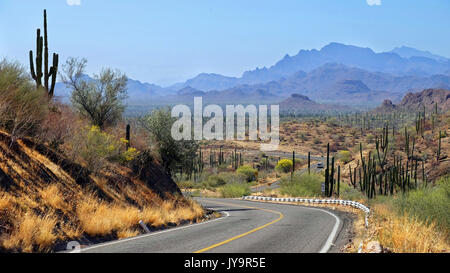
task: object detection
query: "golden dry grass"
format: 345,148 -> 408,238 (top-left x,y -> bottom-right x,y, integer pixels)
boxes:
117,228 -> 140,239
39,184 -> 67,211
2,212 -> 58,252
0,192 -> 14,211
75,193 -> 205,237
372,203 -> 449,253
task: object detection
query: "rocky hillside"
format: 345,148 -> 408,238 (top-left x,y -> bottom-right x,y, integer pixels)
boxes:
0,131 -> 203,252
399,89 -> 450,112
374,89 -> 450,113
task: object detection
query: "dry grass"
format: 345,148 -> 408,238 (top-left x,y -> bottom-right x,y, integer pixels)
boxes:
2,212 -> 58,252
76,194 -> 140,236
39,184 -> 67,211
371,203 -> 449,253
76,193 -> 205,237
0,192 -> 14,211
117,228 -> 140,239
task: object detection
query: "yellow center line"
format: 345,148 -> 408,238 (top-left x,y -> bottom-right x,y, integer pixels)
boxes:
193,200 -> 284,253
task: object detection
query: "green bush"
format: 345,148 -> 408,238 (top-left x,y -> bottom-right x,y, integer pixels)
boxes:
219,183 -> 251,198
236,165 -> 258,182
279,172 -> 323,197
72,125 -> 138,172
207,175 -> 227,187
392,175 -> 450,231
338,150 -> 352,164
275,159 -> 293,173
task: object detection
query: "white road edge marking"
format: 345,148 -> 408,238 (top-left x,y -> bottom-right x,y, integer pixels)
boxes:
241,198 -> 341,253
305,207 -> 341,253
71,211 -> 230,253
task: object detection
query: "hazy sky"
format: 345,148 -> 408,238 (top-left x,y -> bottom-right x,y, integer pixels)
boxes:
1,0 -> 449,86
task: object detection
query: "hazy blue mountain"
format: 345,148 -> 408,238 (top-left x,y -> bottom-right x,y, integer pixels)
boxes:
241,43 -> 450,83
54,43 -> 450,108
167,43 -> 450,93
391,46 -> 449,63
176,86 -> 206,96
169,73 -> 240,92
201,63 -> 450,106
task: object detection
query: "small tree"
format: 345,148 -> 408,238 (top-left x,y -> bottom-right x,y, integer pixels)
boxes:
141,108 -> 198,175
61,57 -> 128,129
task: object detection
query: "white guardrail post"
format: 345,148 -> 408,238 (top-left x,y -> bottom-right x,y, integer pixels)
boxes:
242,196 -> 370,228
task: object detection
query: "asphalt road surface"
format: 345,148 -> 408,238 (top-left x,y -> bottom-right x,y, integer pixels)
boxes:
79,198 -> 346,253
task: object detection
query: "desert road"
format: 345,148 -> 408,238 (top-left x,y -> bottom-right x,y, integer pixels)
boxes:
78,198 -> 349,253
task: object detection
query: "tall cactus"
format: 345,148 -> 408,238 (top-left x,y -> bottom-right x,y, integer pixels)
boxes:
437,131 -> 442,162
125,124 -> 130,150
29,9 -> 59,97
307,151 -> 310,174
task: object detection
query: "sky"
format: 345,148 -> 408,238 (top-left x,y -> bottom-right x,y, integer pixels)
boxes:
0,0 -> 449,86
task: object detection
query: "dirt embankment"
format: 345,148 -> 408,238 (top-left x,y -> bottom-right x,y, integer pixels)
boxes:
0,130 -> 204,252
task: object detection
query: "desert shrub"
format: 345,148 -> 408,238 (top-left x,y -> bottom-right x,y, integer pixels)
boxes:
279,173 -> 323,197
219,183 -> 251,198
38,103 -> 79,149
338,150 -> 352,164
0,59 -> 49,142
297,132 -> 307,141
206,175 -> 227,187
392,175 -> 450,231
275,159 -> 293,173
236,165 -> 258,182
67,125 -> 139,172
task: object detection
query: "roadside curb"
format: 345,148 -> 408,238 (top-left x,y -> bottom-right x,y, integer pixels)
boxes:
242,195 -> 370,228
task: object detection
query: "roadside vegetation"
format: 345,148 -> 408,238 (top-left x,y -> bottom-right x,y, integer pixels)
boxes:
0,10 -> 206,253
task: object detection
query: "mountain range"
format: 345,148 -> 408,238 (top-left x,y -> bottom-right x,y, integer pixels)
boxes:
54,42 -> 450,108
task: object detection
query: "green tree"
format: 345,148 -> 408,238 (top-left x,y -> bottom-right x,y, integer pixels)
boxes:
61,57 -> 128,129
141,108 -> 198,175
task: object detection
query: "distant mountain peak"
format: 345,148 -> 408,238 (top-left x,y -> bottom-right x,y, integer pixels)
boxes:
290,93 -> 312,101
177,86 -> 206,96
391,46 -> 448,63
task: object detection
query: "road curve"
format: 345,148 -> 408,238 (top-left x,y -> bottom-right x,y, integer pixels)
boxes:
79,198 -> 344,253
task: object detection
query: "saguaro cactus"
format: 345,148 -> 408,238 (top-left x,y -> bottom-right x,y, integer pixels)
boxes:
125,124 -> 131,150
29,9 -> 59,97
307,151 -> 311,174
